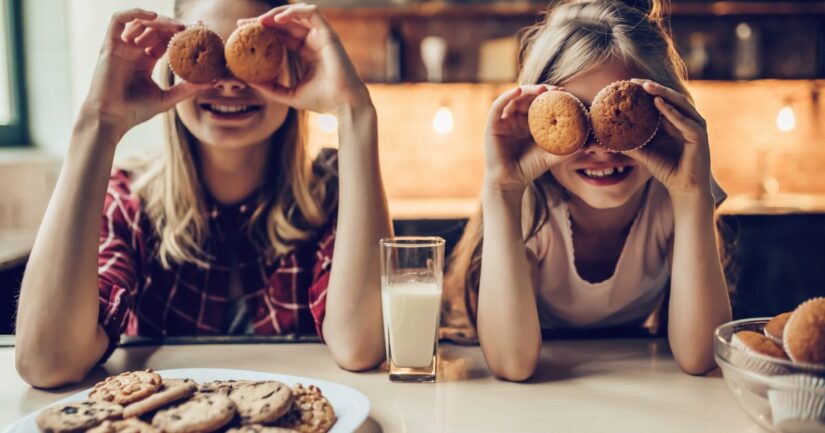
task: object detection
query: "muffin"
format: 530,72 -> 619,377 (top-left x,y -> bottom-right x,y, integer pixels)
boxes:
765,312 -> 792,345
527,90 -> 590,155
731,330 -> 789,376
784,298 -> 825,366
167,25 -> 226,84
589,80 -> 659,152
225,23 -> 285,83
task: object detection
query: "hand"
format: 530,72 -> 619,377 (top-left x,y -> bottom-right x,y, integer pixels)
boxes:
82,9 -> 208,138
239,4 -> 371,115
484,85 -> 575,190
625,79 -> 712,200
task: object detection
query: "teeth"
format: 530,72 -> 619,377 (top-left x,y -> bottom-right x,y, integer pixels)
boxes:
583,166 -> 628,178
209,104 -> 249,113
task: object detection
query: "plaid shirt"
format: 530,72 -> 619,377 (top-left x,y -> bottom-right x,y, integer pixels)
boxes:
97,150 -> 338,359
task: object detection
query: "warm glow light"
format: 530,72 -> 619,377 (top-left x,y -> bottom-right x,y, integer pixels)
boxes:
316,114 -> 338,133
432,106 -> 454,135
776,105 -> 796,132
736,23 -> 752,40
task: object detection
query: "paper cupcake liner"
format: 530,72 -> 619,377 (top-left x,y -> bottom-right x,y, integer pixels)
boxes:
731,333 -> 790,377
769,375 -> 825,429
764,329 -> 784,346
784,297 -> 825,368
590,79 -> 661,153
166,23 -> 226,84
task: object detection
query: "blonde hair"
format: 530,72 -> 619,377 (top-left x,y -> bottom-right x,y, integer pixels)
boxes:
444,0 -> 689,326
125,0 -> 331,269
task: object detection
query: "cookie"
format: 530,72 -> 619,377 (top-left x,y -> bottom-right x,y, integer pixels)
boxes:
151,393 -> 236,433
228,381 -> 293,425
765,312 -> 792,345
784,298 -> 825,365
167,25 -> 226,84
226,425 -> 298,433
225,23 -> 285,83
199,379 -> 256,395
276,384 -> 336,433
590,80 -> 660,152
89,370 -> 163,406
35,401 -> 123,433
527,90 -> 590,155
87,418 -> 160,433
123,378 -> 197,418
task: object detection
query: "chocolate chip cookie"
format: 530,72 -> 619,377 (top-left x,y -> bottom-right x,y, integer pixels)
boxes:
35,401 -> 123,433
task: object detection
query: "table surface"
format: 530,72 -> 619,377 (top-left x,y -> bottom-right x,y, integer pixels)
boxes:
1,339 -> 763,433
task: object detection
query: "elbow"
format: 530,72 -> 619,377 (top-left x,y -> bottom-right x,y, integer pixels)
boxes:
675,353 -> 716,376
487,354 -> 538,382
15,349 -> 90,389
330,347 -> 384,372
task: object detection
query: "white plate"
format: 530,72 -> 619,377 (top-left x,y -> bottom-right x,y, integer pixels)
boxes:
5,368 -> 370,433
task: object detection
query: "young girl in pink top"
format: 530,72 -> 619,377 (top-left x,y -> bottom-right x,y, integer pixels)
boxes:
448,0 -> 731,380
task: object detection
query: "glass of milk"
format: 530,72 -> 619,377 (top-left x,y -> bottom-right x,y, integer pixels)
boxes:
380,236 -> 445,382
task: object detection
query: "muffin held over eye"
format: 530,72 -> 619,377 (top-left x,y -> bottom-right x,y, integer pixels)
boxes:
527,90 -> 590,155
590,80 -> 660,152
225,23 -> 286,84
167,25 -> 226,84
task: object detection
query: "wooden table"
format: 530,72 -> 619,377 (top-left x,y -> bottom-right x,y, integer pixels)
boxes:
0,339 -> 761,432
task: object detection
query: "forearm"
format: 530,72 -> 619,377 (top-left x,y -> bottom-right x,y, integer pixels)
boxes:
16,115 -> 120,386
667,192 -> 731,375
477,185 -> 541,381
322,103 -> 391,371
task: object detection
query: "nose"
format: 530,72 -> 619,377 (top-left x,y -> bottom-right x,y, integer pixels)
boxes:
212,74 -> 247,92
582,132 -> 607,155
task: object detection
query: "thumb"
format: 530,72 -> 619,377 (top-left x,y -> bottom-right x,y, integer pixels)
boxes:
248,83 -> 297,107
158,82 -> 210,111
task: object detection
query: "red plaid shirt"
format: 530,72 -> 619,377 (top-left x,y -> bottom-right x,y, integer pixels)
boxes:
97,150 -> 338,358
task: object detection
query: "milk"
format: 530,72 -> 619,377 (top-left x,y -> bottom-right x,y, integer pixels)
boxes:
382,282 -> 442,368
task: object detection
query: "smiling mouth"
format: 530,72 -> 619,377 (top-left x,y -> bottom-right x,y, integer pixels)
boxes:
200,103 -> 262,115
576,166 -> 634,181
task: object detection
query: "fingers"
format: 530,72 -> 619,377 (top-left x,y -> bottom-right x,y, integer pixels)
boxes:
654,96 -> 705,144
248,82 -> 296,106
108,9 -> 157,41
501,85 -> 548,119
490,87 -> 523,121
270,3 -> 329,30
632,78 -> 704,126
158,82 -> 211,112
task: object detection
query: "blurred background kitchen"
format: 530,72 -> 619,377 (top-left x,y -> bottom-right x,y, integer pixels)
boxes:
1,0 -> 824,334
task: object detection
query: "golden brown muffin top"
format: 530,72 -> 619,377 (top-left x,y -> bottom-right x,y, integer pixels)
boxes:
735,330 -> 789,359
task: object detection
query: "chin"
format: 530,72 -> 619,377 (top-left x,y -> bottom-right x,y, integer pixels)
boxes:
573,190 -> 636,209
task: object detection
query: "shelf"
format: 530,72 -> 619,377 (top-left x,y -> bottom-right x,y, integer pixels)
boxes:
320,1 -> 825,18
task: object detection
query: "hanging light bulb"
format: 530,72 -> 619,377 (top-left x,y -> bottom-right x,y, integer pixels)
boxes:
432,106 -> 454,135
316,114 -> 338,133
776,105 -> 796,132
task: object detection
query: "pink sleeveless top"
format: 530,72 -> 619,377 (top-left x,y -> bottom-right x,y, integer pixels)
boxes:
526,179 -> 725,329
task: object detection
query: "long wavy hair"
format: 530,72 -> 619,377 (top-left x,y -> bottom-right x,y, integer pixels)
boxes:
444,0 -> 699,328
126,0 -> 331,268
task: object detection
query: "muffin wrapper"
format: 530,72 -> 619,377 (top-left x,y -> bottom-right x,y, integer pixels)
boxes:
590,79 -> 661,153
768,375 -> 825,428
166,23 -> 226,84
731,333 -> 790,377
764,328 -> 783,346
784,297 -> 825,367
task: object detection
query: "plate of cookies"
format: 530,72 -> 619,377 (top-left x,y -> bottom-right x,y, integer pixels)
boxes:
6,368 -> 370,433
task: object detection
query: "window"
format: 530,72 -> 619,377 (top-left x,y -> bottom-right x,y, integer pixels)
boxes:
0,0 -> 26,146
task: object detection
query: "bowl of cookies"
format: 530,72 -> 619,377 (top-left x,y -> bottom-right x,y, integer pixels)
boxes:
715,298 -> 825,433
7,368 -> 369,433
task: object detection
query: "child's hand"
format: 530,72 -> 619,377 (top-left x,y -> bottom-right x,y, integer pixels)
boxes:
82,9 -> 207,138
239,3 -> 372,116
484,85 -> 575,190
625,80 -> 712,201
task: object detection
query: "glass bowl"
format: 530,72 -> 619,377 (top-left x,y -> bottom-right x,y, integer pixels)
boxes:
715,318 -> 825,433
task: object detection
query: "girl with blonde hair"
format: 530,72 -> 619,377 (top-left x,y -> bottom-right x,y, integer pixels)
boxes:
447,0 -> 731,380
16,0 -> 390,388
